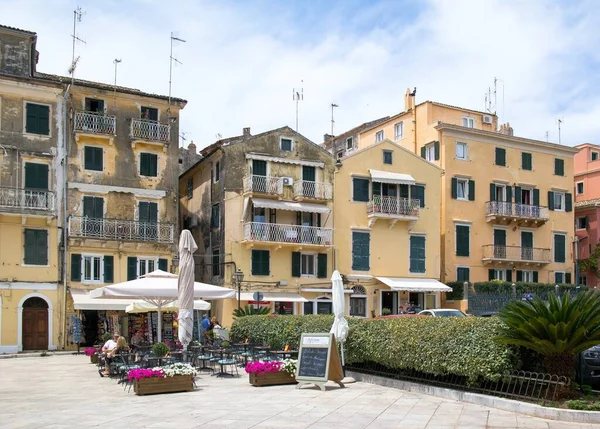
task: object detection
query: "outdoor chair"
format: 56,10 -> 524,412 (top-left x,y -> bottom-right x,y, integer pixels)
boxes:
216,351 -> 239,378
117,353 -> 140,388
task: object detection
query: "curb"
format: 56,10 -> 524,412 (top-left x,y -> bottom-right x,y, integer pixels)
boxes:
0,351 -> 78,360
347,371 -> 600,424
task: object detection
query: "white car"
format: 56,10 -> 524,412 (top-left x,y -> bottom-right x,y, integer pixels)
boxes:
417,309 -> 467,317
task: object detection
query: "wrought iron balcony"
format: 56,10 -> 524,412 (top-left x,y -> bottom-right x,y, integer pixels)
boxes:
243,222 -> 332,247
367,195 -> 420,227
293,180 -> 332,200
482,245 -> 551,265
0,187 -> 56,213
485,201 -> 549,226
242,175 -> 283,196
69,216 -> 174,243
74,111 -> 116,135
130,119 -> 170,142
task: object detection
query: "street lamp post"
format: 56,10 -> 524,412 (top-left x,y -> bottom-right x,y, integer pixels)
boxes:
234,269 -> 245,311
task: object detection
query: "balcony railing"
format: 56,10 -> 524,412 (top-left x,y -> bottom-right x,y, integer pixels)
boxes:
0,187 -> 56,212
242,175 -> 283,196
243,222 -> 332,246
74,111 -> 116,135
69,216 -> 174,243
485,202 -> 549,222
293,180 -> 332,200
130,119 -> 170,142
482,245 -> 551,264
367,195 -> 420,218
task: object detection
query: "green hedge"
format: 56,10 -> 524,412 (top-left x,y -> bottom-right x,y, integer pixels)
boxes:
230,315 -> 518,382
446,281 -> 585,300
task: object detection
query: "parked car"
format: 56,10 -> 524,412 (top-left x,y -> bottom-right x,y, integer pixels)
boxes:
578,345 -> 600,387
417,309 -> 467,317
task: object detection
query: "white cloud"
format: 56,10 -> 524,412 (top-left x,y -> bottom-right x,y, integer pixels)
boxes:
3,0 -> 598,148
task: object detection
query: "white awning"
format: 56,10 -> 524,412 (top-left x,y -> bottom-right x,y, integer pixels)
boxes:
71,289 -> 132,311
252,198 -> 330,214
239,292 -> 308,302
375,277 -> 452,292
369,169 -> 415,185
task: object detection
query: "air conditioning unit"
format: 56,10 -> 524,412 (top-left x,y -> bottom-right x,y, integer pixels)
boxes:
282,177 -> 294,186
483,115 -> 493,124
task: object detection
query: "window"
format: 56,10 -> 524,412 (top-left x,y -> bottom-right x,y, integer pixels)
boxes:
375,130 -> 384,142
301,254 -> 316,277
394,122 -> 403,139
303,302 -> 314,315
352,178 -> 370,202
85,98 -> 104,113
495,147 -> 506,166
214,161 -> 220,183
351,231 -> 370,271
280,138 -> 293,152
522,152 -> 532,170
383,150 -> 393,165
421,141 -> 439,161
576,182 -> 584,195
555,272 -> 565,284
462,117 -> 474,128
410,184 -> 425,208
409,235 -> 426,273
521,271 -> 534,282
554,192 -> 565,211
187,178 -> 193,199
554,158 -> 564,176
592,151 -> 599,161
212,249 -> 220,276
455,224 -> 470,257
577,216 -> 588,229
548,190 -> 572,212
337,151 -> 344,159
138,258 -> 157,277
139,152 -> 158,177
349,286 -> 367,317
24,229 -> 48,265
138,201 -> 158,223
25,102 -> 50,135
211,204 -> 220,228
84,146 -> 103,171
492,269 -> 507,281
580,276 -> 587,286
454,178 -> 470,200
274,302 -> 294,315
457,267 -> 470,282
141,106 -> 158,121
346,137 -> 353,151
425,145 -> 435,161
553,233 -> 566,263
456,142 -> 467,160
24,162 -> 49,190
251,249 -> 270,276
83,255 -> 102,283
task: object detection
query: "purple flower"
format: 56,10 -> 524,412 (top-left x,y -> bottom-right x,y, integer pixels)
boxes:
245,361 -> 283,374
127,368 -> 165,382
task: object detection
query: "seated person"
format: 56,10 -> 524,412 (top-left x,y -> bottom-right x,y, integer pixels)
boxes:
101,333 -> 119,376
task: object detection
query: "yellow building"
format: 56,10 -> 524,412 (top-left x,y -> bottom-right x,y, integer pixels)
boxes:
333,139 -> 444,316
0,25 -> 63,353
180,127 -> 335,327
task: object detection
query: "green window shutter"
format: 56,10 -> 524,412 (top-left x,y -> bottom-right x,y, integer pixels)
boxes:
532,271 -> 538,283
252,250 -> 269,276
37,230 -> 48,265
25,104 -> 50,135
252,160 -> 267,176
514,186 -> 522,204
516,270 -> 523,282
211,204 -> 220,228
372,182 -> 381,196
506,186 -> 512,202
565,193 -> 572,212
522,153 -> 532,170
533,189 -> 540,206
565,273 -> 572,284
457,267 -> 470,282
24,163 -> 49,190
411,185 -> 425,208
506,270 -> 512,282
456,225 -> 470,257
434,141 -> 440,160
317,253 -> 327,278
352,178 -> 369,202
291,252 -> 301,277
489,183 -> 496,202
38,105 -> 49,135
420,146 -> 426,159
548,191 -> 555,210
158,258 -> 168,272
104,255 -> 114,283
140,153 -> 149,175
495,148 -> 506,166
468,180 -> 475,201
352,231 -> 370,271
488,269 -> 495,281
409,236 -> 426,273
85,147 -> 103,171
71,254 -> 82,281
150,154 -> 158,177
555,159 -> 564,176
451,178 -> 458,199
24,229 -> 37,265
400,184 -> 409,199
26,103 -> 39,134
554,234 -> 566,263
127,257 -> 138,280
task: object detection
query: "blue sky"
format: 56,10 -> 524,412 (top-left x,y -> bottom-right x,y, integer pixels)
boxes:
2,0 -> 598,149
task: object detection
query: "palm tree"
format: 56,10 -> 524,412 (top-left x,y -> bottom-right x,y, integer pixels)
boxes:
232,305 -> 271,318
496,290 -> 600,378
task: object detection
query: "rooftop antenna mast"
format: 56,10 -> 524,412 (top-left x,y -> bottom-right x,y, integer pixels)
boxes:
168,32 -> 186,119
69,6 -> 86,86
545,131 -> 549,142
331,103 -> 339,138
557,118 -> 563,145
112,59 -> 122,110
293,81 -> 304,132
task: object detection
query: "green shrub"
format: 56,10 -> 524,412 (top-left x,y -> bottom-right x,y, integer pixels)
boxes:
152,342 -> 170,357
446,282 -> 465,300
566,399 -> 600,411
231,315 -> 517,382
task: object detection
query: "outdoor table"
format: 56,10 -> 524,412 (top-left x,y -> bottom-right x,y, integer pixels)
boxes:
271,350 -> 298,360
210,349 -> 236,378
233,343 -> 250,366
195,352 -> 215,374
253,345 -> 270,361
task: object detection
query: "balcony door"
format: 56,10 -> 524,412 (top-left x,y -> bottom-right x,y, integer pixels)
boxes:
372,182 -> 398,213
493,229 -> 506,259
83,196 -> 104,236
521,231 -> 533,261
297,212 -> 321,244
251,160 -> 268,193
85,98 -> 104,113
138,201 -> 158,240
24,162 -> 49,209
302,166 -> 316,197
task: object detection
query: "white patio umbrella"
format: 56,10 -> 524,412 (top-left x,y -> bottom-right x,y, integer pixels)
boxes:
125,299 -> 210,314
177,230 -> 197,351
90,269 -> 235,342
329,270 -> 349,366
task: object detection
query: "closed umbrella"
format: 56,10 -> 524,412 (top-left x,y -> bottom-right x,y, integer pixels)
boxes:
329,270 -> 349,366
178,230 -> 197,351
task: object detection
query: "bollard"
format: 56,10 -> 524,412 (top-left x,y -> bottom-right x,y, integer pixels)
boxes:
511,283 -> 516,298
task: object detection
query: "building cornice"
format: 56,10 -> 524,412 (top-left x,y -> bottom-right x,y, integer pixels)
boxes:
68,182 -> 167,199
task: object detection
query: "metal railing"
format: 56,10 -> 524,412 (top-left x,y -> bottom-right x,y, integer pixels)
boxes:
367,195 -> 420,217
482,245 -> 551,263
69,216 -> 174,243
0,187 -> 56,212
293,180 -> 332,200
74,111 -> 116,135
485,201 -> 549,221
243,222 -> 332,245
242,175 -> 283,195
130,119 -> 170,142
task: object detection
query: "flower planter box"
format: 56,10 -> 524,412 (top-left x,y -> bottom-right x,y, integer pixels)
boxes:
133,375 -> 194,396
90,355 -> 98,364
249,371 -> 297,387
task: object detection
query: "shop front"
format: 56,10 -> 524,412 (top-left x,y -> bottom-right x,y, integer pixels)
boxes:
374,277 -> 452,315
238,291 -> 307,316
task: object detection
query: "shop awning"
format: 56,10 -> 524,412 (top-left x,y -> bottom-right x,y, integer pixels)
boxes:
252,198 -> 330,214
369,169 -> 415,185
239,292 -> 308,302
71,289 -> 132,311
375,277 -> 452,292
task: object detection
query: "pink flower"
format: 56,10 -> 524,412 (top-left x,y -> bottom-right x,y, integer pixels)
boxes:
245,361 -> 283,374
127,368 -> 166,382
84,347 -> 98,357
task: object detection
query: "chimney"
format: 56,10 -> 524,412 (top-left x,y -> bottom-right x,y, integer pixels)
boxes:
405,87 -> 416,111
498,122 -> 514,136
323,133 -> 334,143
243,127 -> 251,138
187,141 -> 197,154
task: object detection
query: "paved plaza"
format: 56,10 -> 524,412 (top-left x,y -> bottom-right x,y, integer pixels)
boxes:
0,355 -> 596,429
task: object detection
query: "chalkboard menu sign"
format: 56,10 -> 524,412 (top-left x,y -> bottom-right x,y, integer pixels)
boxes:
295,333 -> 345,391
298,347 -> 328,378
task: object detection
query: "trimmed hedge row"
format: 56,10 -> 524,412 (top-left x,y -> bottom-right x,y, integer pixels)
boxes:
230,315 -> 518,382
447,281 -> 585,301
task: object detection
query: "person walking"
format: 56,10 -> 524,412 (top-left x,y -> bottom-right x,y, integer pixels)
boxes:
201,314 -> 210,344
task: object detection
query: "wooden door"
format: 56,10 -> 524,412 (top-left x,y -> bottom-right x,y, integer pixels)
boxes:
23,306 -> 48,351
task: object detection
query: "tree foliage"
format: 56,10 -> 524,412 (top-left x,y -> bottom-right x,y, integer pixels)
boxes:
232,305 -> 271,318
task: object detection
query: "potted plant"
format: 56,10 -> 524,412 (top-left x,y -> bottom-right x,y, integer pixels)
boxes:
128,363 -> 197,395
84,347 -> 98,364
246,359 -> 297,387
152,342 -> 170,357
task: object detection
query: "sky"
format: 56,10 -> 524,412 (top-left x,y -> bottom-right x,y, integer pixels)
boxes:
2,0 -> 599,149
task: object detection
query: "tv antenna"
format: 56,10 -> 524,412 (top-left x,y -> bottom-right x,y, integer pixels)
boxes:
69,6 -> 86,85
112,59 -> 122,110
545,131 -> 549,142
179,131 -> 190,147
330,103 -> 339,144
168,32 -> 186,119
293,82 -> 304,132
557,118 -> 563,145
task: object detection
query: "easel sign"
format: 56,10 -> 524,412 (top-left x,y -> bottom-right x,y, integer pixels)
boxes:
295,333 -> 345,391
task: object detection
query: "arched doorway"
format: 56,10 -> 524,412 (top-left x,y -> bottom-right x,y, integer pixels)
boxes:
22,297 -> 49,350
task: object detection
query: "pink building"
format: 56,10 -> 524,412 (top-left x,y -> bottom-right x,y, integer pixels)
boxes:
574,143 -> 600,287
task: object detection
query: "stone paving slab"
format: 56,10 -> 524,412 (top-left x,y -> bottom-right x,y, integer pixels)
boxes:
0,355 -> 596,428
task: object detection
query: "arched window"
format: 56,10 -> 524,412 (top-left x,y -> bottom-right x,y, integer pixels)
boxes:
350,286 -> 367,318
352,285 -> 367,296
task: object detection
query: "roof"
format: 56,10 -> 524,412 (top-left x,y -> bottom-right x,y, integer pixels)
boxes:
0,24 -> 36,36
34,72 -> 187,104
575,143 -> 600,149
325,116 -> 390,147
576,198 -> 600,208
